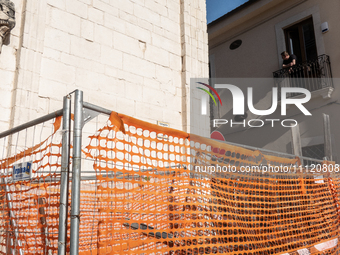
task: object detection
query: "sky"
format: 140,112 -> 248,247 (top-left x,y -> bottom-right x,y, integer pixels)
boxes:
206,0 -> 249,23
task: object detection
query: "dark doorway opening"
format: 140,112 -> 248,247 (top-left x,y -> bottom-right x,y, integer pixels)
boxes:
284,17 -> 318,64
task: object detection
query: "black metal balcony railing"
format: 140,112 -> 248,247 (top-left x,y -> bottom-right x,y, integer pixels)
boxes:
273,54 -> 333,96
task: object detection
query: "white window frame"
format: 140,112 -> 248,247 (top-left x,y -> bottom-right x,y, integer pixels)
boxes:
275,5 -> 326,67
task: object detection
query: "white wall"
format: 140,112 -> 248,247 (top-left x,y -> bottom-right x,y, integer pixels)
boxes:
207,0 -> 340,159
0,0 -> 209,134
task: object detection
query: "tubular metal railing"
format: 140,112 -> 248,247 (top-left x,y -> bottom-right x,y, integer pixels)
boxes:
273,54 -> 333,97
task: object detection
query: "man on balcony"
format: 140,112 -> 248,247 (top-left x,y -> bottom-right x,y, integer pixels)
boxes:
281,51 -> 297,70
281,51 -> 300,88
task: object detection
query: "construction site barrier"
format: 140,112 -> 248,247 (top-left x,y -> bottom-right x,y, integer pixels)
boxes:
1,94 -> 339,255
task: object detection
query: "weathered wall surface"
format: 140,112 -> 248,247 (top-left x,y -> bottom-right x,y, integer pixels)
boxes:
0,0 -> 24,133
0,0 -> 209,133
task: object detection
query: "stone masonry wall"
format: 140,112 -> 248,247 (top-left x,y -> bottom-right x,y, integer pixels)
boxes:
0,0 -> 25,134
0,0 -> 209,133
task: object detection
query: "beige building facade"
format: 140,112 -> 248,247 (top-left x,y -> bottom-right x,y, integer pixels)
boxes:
208,0 -> 340,161
0,0 -> 209,134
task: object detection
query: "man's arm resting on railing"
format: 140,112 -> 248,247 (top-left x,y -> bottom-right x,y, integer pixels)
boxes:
282,59 -> 296,69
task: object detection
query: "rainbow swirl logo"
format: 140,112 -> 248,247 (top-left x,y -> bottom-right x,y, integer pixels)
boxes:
196,82 -> 222,107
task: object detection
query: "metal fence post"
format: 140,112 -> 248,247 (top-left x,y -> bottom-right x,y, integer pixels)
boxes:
70,90 -> 83,255
58,96 -> 71,255
3,172 -> 23,255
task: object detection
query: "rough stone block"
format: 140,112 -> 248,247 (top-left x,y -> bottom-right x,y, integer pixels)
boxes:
144,0 -> 167,16
145,45 -> 169,67
135,101 -> 163,123
167,8 -> 180,23
37,96 -> 50,114
49,7 -> 81,36
104,65 -> 118,77
118,10 -> 138,26
38,78 -> 69,100
130,0 -> 145,6
151,34 -> 180,55
113,31 -> 141,57
0,88 -> 12,111
123,53 -> 155,79
60,52 -> 92,70
104,13 -> 125,33
44,26 -> 71,53
0,120 -> 10,132
66,0 -> 88,19
134,4 -> 160,25
93,0 -> 118,16
164,94 -> 182,111
97,75 -> 126,96
91,62 -> 105,74
40,58 -> 76,84
155,64 -> 172,85
70,35 -> 101,60
143,77 -> 160,90
88,91 -> 117,110
81,19 -> 94,42
115,69 -> 144,84
116,96 -> 135,116
100,45 -> 123,69
169,53 -> 181,71
162,109 -> 182,127
42,47 -> 61,61
0,45 -> 16,71
95,24 -> 113,46
167,0 -> 180,12
111,0 -> 133,15
46,0 -> 66,10
142,86 -> 165,106
125,23 -> 151,43
88,7 -> 104,25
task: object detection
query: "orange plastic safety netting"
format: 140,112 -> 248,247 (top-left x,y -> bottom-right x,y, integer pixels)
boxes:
0,117 -> 63,254
1,112 -> 340,255
80,112 -> 340,255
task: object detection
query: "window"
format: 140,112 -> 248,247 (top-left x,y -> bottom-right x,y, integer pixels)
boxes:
284,17 -> 317,63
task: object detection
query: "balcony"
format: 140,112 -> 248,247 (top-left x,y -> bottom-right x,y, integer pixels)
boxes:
273,54 -> 334,98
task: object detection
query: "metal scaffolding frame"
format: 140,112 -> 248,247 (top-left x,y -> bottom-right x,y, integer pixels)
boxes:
0,90 -> 116,255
